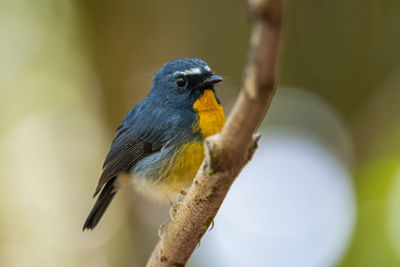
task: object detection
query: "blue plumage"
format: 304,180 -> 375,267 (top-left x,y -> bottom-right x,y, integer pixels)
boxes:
83,58 -> 223,230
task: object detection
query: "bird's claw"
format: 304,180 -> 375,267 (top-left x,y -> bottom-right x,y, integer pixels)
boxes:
208,220 -> 215,231
169,202 -> 182,222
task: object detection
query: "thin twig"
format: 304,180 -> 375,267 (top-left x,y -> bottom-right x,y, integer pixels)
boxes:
146,0 -> 286,266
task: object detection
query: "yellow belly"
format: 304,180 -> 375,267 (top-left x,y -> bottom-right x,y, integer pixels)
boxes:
163,142 -> 205,193
133,142 -> 205,202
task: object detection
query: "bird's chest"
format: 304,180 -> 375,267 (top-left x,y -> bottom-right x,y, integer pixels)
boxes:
156,90 -> 225,196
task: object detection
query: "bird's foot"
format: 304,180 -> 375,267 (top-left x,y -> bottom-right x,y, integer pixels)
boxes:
209,220 -> 215,231
169,201 -> 182,222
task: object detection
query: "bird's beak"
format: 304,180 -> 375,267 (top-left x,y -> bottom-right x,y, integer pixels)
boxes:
201,75 -> 223,87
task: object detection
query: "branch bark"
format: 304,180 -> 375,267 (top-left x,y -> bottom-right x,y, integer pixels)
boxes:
146,0 -> 286,266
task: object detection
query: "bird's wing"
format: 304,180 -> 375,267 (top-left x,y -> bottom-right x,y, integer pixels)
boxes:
93,102 -> 166,197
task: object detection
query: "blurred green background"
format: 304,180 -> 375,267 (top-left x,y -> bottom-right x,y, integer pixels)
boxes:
0,0 -> 399,266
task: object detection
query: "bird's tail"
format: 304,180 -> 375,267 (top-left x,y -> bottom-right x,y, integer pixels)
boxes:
83,177 -> 117,231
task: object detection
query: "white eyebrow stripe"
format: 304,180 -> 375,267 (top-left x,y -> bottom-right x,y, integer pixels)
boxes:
183,67 -> 201,75
173,67 -> 202,76
204,65 -> 211,72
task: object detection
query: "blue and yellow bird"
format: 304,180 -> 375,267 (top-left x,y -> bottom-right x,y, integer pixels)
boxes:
83,58 -> 225,230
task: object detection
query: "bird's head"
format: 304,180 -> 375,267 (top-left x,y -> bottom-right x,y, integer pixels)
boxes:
149,58 -> 223,109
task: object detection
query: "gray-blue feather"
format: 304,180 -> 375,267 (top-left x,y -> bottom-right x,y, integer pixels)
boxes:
95,98 -> 198,196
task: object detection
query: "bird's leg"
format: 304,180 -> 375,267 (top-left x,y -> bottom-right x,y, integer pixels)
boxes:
162,193 -> 180,222
167,197 -> 174,208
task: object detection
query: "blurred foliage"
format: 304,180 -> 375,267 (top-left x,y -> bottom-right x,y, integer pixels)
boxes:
341,159 -> 400,267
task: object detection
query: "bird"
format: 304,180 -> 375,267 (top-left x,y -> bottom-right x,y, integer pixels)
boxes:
83,58 -> 225,230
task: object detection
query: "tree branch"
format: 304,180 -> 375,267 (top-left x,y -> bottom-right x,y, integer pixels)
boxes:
146,0 -> 286,266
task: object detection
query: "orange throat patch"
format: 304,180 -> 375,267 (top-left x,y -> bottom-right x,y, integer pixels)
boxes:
193,89 -> 225,137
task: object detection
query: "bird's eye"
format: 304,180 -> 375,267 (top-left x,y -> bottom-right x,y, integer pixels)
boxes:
176,77 -> 187,87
